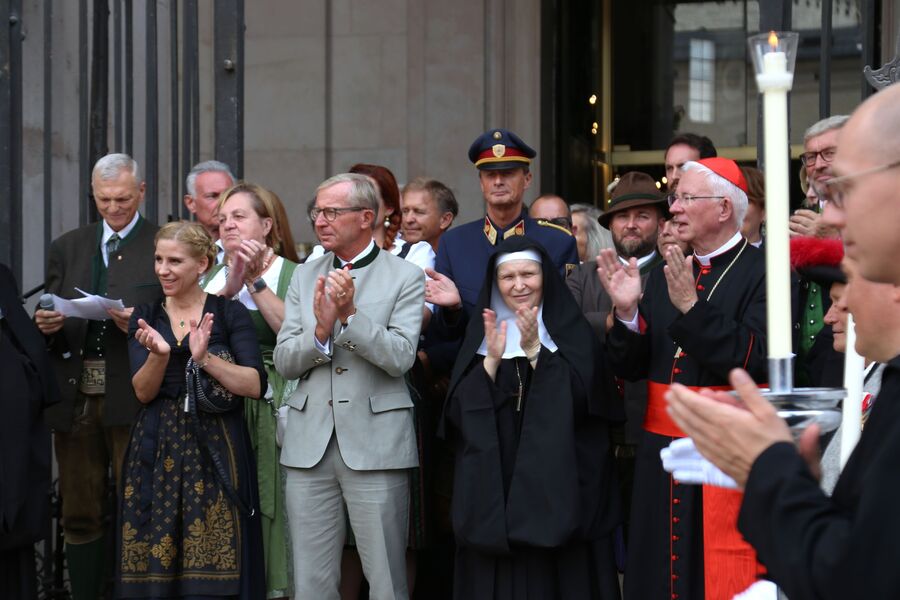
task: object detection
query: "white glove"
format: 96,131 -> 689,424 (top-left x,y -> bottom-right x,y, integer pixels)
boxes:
732,580 -> 778,599
660,437 -> 739,490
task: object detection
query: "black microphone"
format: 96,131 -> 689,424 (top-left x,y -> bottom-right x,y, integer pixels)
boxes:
39,293 -> 72,359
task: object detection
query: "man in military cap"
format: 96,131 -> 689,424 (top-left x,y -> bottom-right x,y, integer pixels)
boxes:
425,128 -> 577,316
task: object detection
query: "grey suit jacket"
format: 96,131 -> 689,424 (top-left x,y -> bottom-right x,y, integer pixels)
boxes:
43,216 -> 160,430
274,248 -> 425,471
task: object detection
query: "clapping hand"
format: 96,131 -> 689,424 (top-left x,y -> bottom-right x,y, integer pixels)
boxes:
789,209 -> 840,239
516,306 -> 540,359
237,240 -> 271,282
188,312 -> 215,363
483,308 -> 507,365
663,245 -> 698,314
325,268 -> 356,323
665,369 -> 793,488
424,268 -> 462,309
596,248 -> 642,320
313,275 -> 340,342
135,318 -> 172,356
224,240 -> 271,296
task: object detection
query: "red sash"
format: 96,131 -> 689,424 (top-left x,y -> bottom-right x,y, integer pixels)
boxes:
646,381 -> 766,600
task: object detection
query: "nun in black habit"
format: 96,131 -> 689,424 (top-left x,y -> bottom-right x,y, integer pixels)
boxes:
441,237 -> 621,600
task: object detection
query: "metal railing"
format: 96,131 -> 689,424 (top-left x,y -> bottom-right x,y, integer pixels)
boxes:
0,0 -> 245,291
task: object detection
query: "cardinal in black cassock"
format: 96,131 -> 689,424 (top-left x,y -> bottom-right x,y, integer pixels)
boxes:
0,264 -> 60,599
603,158 -> 771,600
440,237 -> 621,600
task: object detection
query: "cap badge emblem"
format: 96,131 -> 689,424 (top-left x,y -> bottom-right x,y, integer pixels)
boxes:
492,144 -> 506,158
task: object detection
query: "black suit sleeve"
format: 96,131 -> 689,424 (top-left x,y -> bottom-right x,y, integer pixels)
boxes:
606,317 -> 652,382
739,441 -> 900,599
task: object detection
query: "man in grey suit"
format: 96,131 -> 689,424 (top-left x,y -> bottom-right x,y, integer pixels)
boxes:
565,170 -> 668,547
34,153 -> 160,600
274,173 -> 425,600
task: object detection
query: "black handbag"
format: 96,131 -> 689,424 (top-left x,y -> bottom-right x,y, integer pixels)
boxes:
184,350 -> 238,413
183,352 -> 254,516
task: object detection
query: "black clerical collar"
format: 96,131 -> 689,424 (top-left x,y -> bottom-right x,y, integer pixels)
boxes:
332,241 -> 379,270
695,232 -> 746,267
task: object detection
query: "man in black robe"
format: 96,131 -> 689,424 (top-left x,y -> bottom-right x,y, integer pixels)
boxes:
441,237 -> 620,600
567,171 -> 668,555
600,158 -> 769,599
666,78 -> 900,599
0,264 -> 60,598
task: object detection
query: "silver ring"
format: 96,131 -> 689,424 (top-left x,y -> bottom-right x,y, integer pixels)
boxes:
338,291 -> 347,297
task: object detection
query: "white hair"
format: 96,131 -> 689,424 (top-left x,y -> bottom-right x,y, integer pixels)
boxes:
92,153 -> 141,182
680,161 -> 748,227
803,115 -> 849,142
316,173 -> 380,229
185,160 -> 235,197
571,203 -> 615,258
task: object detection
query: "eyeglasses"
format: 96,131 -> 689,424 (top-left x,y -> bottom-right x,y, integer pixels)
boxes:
800,147 -> 837,167
309,206 -> 367,222
812,159 -> 900,209
665,193 -> 725,208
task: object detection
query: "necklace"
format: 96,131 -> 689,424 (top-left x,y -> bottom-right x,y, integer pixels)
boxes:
164,299 -> 199,346
515,359 -> 524,412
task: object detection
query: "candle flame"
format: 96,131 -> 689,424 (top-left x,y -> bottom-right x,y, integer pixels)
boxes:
768,31 -> 779,50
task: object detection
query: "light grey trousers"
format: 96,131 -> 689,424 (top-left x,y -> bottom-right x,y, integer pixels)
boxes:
284,434 -> 410,600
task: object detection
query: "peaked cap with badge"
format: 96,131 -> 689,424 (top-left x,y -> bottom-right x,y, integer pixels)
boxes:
599,171 -> 669,228
468,128 -> 537,171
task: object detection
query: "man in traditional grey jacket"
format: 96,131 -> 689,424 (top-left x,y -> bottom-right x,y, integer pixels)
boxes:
275,173 -> 425,600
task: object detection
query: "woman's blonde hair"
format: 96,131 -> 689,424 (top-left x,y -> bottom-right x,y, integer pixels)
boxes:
217,181 -> 299,262
155,221 -> 217,273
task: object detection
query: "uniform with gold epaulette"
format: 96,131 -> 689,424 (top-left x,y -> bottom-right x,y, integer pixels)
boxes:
433,128 -> 579,311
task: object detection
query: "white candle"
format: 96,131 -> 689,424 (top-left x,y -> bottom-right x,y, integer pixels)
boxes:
757,40 -> 793,361
840,313 -> 864,467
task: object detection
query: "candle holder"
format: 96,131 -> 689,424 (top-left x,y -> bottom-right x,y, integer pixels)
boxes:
746,356 -> 845,439
748,31 -> 799,89
748,30 -> 844,438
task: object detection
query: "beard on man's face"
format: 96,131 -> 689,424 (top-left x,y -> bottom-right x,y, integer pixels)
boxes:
613,232 -> 658,259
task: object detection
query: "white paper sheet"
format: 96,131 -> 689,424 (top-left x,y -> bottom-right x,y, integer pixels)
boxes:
48,288 -> 125,321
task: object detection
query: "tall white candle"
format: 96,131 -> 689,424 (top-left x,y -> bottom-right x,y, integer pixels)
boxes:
756,38 -> 793,361
840,313 -> 864,467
